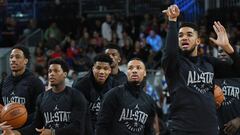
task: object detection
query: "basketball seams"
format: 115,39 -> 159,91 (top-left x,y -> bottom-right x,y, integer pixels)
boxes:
0,103 -> 28,128
1,105 -> 25,119
2,108 -> 27,121
6,112 -> 28,128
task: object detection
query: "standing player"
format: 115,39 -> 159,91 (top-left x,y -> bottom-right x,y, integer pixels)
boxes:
104,44 -> 127,86
215,50 -> 240,135
96,58 -> 156,135
1,46 -> 44,125
73,54 -> 113,133
162,5 -> 240,135
0,58 -> 88,135
216,78 -> 240,135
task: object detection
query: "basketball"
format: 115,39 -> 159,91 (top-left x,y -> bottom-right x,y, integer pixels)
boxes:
214,85 -> 225,108
0,102 -> 28,129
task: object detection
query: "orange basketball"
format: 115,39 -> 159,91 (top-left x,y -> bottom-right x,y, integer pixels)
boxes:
0,102 -> 28,129
214,85 -> 225,108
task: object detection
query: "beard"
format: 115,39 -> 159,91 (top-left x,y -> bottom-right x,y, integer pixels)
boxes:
128,80 -> 141,85
181,46 -> 197,56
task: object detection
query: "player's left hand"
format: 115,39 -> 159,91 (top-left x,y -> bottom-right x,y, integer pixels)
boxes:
0,121 -> 15,135
36,127 -> 52,135
224,117 -> 240,135
209,21 -> 234,54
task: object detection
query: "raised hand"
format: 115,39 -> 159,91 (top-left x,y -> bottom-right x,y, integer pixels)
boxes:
209,21 -> 234,54
162,4 -> 180,21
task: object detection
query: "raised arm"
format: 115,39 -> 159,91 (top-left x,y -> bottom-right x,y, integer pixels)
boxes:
161,5 -> 180,73
208,21 -> 240,78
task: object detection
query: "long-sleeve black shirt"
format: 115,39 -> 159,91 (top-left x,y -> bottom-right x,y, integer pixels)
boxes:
110,70 -> 127,87
96,82 -> 156,135
73,70 -> 114,132
216,78 -> 240,135
18,86 -> 88,135
161,21 -> 240,134
1,69 -> 44,126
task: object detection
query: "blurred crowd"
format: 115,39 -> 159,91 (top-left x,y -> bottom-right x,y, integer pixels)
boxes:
1,9 -> 240,134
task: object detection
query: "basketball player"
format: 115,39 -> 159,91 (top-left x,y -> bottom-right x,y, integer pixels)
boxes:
96,58 -> 156,135
161,5 -> 240,135
0,58 -> 88,135
1,46 -> 44,126
215,50 -> 240,135
73,54 -> 113,133
104,44 -> 127,86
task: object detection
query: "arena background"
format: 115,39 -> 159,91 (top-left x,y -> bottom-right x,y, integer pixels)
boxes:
0,0 -> 240,133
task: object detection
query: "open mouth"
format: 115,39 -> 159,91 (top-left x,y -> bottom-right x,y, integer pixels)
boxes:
49,78 -> 56,82
181,42 -> 189,48
131,75 -> 139,79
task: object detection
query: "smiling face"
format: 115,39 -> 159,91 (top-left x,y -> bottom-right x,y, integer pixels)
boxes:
48,64 -> 66,86
127,60 -> 146,85
178,27 -> 200,56
92,61 -> 111,85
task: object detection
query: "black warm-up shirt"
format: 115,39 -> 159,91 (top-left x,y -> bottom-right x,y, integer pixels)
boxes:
18,86 -> 88,135
110,70 -> 127,86
96,82 -> 156,135
216,78 -> 240,135
1,69 -> 44,125
161,21 -> 240,134
73,71 -> 114,133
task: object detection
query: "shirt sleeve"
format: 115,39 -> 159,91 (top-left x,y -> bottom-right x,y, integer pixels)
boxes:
27,77 -> 44,122
208,51 -> 240,78
144,97 -> 157,135
161,21 -> 180,78
96,89 -> 118,135
18,93 -> 45,134
55,90 -> 88,135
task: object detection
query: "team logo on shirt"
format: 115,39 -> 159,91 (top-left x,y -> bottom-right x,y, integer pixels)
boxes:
118,104 -> 148,132
187,70 -> 214,94
44,105 -> 71,128
89,97 -> 101,116
220,80 -> 240,106
2,92 -> 26,105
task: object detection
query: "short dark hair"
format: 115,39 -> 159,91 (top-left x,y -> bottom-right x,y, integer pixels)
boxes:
93,54 -> 112,66
105,44 -> 122,56
128,57 -> 146,68
48,58 -> 69,73
179,22 -> 199,34
12,46 -> 30,60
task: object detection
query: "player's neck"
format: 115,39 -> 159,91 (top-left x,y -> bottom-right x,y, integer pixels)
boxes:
12,68 -> 26,77
190,49 -> 198,57
52,83 -> 65,93
111,66 -> 119,75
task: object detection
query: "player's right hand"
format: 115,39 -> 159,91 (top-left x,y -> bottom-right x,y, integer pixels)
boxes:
162,4 -> 180,21
0,121 -> 14,135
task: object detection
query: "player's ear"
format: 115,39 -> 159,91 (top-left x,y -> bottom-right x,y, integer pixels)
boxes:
196,37 -> 201,45
64,72 -> 67,78
24,58 -> 28,65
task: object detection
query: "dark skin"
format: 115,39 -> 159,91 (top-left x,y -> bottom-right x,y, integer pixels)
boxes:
224,117 -> 240,135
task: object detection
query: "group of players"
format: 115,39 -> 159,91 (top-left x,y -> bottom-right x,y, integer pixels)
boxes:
0,4 -> 240,135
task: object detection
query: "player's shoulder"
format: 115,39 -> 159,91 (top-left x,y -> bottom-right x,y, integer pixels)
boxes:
105,84 -> 125,97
